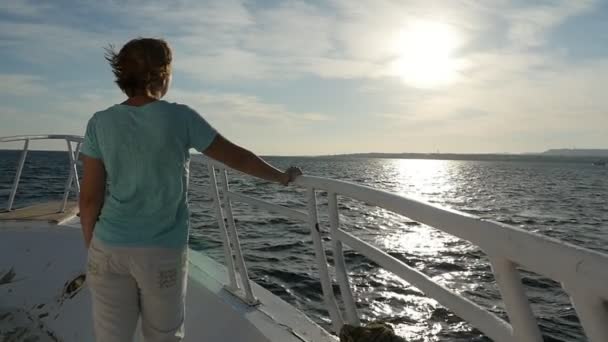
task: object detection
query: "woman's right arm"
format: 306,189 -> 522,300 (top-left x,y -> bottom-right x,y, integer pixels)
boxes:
79,155 -> 106,248
202,135 -> 301,185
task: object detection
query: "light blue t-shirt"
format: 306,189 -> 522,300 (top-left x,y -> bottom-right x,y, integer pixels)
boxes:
80,100 -> 217,248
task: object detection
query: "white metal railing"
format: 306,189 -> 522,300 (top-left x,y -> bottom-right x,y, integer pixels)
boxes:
204,157 -> 608,342
0,135 -> 83,212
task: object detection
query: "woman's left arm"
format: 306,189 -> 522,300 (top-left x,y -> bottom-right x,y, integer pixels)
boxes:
79,156 -> 106,248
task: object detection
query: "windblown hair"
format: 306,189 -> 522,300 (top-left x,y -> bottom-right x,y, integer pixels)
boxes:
105,38 -> 172,98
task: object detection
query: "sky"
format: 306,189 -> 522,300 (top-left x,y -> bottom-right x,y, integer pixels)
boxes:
0,0 -> 607,155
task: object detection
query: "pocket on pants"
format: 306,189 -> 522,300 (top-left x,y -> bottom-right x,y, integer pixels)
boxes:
136,248 -> 188,295
157,260 -> 179,289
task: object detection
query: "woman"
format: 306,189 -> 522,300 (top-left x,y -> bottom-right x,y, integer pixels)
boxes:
79,38 -> 302,342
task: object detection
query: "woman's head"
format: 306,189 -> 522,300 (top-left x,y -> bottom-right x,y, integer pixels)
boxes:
105,38 -> 172,99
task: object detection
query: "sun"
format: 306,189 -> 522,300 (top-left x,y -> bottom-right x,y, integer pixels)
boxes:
391,20 -> 465,88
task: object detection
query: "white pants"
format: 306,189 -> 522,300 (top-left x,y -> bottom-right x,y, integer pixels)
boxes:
87,237 -> 188,342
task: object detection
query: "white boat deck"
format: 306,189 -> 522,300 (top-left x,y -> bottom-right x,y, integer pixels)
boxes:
0,201 -> 78,224
0,218 -> 336,342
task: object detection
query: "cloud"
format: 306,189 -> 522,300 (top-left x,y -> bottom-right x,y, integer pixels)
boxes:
1,0 -> 598,84
295,57 -> 381,79
167,0 -> 340,81
35,85 -> 335,128
0,21 -> 108,65
53,90 -> 124,119
0,104 -> 85,146
242,1 -> 333,57
505,0 -> 596,48
0,74 -> 48,96
1,0 -> 52,17
0,1 -> 431,81
167,89 -> 332,124
174,49 -> 270,81
1,0 -> 606,154
115,0 -> 253,29
378,55 -> 608,151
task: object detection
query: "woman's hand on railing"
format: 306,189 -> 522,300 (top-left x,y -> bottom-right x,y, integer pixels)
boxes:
282,166 -> 303,185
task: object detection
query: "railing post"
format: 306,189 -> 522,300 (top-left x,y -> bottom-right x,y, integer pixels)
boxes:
73,142 -> 82,194
60,140 -> 80,212
328,192 -> 360,326
7,139 -> 29,211
219,169 -> 257,304
208,165 -> 239,292
307,187 -> 344,333
490,258 -> 542,341
567,287 -> 608,342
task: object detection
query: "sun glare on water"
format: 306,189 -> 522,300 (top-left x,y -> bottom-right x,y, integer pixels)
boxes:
391,20 -> 465,89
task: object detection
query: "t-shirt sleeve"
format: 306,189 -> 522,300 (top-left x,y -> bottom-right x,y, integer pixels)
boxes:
186,107 -> 218,151
81,115 -> 102,159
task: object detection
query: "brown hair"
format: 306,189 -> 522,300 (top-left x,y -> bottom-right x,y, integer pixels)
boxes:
105,38 -> 172,98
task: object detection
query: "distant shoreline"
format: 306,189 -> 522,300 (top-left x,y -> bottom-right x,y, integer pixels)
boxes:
1,149 -> 607,164
311,153 -> 607,164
